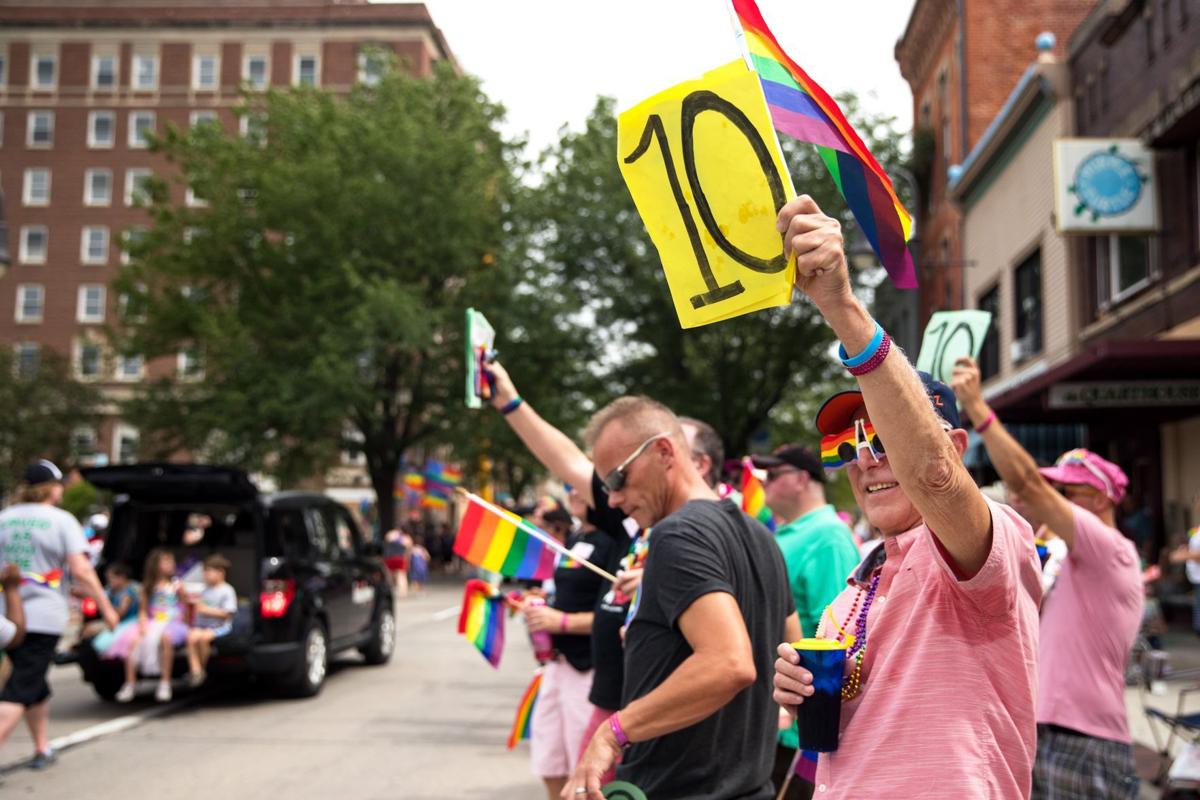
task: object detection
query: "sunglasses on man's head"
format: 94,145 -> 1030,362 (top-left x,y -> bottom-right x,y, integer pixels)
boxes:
820,419 -> 885,470
601,432 -> 670,493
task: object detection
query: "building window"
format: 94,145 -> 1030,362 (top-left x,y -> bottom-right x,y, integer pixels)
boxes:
71,426 -> 99,460
185,185 -> 207,208
87,111 -> 114,148
190,109 -> 218,128
295,54 -> 319,87
1095,235 -> 1155,307
121,226 -> 147,265
84,168 -> 112,206
22,168 -> 50,206
78,285 -> 106,323
357,49 -> 387,87
1013,250 -> 1043,361
19,226 -> 48,264
0,53 -> 6,87
125,168 -> 152,206
115,353 -> 143,381
81,226 -> 109,264
92,54 -> 117,89
128,111 -> 155,149
27,111 -> 54,147
114,425 -> 140,464
13,343 -> 39,378
75,340 -> 102,380
178,348 -> 204,380
0,111 -> 4,146
977,285 -> 1001,379
194,54 -> 219,90
239,112 -> 266,141
132,54 -> 158,90
31,53 -> 56,89
16,285 -> 44,323
244,54 -> 268,89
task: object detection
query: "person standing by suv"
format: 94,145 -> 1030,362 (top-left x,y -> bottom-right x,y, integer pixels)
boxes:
0,461 -> 119,769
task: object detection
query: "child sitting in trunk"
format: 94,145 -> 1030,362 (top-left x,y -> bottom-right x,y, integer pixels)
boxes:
110,549 -> 189,703
185,554 -> 237,687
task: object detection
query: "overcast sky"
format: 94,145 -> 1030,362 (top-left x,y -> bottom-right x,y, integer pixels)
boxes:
419,0 -> 919,154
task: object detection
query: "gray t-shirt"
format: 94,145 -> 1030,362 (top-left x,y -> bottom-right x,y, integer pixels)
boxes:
0,504 -> 89,635
0,614 -> 16,649
195,582 -> 237,629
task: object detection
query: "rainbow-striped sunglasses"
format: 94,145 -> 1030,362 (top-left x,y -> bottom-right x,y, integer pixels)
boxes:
820,419 -> 884,470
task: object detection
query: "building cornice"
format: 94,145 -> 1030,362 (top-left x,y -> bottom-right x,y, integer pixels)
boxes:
895,0 -> 957,88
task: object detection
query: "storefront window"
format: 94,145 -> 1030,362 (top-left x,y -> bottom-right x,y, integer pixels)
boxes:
978,285 -> 1000,380
1014,250 -> 1042,360
1095,235 -> 1154,308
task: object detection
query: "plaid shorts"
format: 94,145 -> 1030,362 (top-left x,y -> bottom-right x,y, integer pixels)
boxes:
1032,724 -> 1138,800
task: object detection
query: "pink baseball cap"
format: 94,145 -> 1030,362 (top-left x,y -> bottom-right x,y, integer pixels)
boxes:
1039,448 -> 1128,505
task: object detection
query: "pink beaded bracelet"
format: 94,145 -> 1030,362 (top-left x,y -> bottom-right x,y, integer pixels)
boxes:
974,410 -> 997,434
847,333 -> 891,376
559,612 -> 569,633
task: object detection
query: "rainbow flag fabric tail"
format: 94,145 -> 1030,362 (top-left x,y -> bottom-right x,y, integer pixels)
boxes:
457,579 -> 506,668
22,568 -> 64,589
740,460 -> 776,532
507,669 -> 543,749
794,749 -> 819,782
453,495 -> 558,580
733,0 -> 916,289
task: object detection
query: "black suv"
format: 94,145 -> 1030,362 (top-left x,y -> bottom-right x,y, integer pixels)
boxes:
76,464 -> 395,700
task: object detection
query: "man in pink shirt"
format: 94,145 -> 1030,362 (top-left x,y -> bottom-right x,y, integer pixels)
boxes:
771,196 -> 1043,798
953,357 -> 1142,799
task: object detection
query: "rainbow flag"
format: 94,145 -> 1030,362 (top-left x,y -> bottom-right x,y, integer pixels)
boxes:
22,568 -> 63,589
733,0 -> 916,289
794,750 -> 819,782
453,495 -> 558,580
457,579 -> 506,668
741,460 -> 775,532
422,491 -> 449,510
507,669 -> 543,749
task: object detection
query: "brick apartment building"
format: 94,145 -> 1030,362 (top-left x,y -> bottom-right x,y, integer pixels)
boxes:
894,0 -> 1095,326
0,0 -> 452,467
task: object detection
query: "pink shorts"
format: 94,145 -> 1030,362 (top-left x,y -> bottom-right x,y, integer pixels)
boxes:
530,659 -> 597,778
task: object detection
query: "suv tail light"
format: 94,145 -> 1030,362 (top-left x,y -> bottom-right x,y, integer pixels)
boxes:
80,597 -> 98,618
260,578 -> 295,619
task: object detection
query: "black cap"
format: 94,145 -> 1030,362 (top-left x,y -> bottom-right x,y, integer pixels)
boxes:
814,371 -> 962,435
750,446 -> 826,483
24,459 -> 63,485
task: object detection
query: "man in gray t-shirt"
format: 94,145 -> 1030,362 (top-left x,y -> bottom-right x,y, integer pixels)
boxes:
0,461 -> 117,768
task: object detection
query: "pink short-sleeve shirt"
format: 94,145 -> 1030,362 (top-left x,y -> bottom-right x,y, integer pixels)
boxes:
1037,506 -> 1142,742
812,499 -> 1042,799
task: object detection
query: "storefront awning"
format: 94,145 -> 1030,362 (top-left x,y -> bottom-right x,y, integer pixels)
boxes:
987,339 -> 1200,423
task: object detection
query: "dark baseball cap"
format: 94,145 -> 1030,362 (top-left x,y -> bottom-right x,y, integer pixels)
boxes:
750,445 -> 826,483
24,459 -> 64,485
815,372 -> 962,435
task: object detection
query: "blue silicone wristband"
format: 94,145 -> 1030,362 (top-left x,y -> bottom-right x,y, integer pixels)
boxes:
839,322 -> 885,368
499,396 -> 524,416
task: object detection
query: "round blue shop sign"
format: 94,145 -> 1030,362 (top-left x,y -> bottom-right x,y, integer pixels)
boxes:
1070,146 -> 1145,220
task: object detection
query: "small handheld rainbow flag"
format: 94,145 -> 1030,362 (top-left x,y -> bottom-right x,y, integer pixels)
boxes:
507,669 -> 543,749
794,750 -> 818,782
457,578 -> 506,668
22,568 -> 63,589
454,494 -> 559,580
740,460 -> 775,532
732,0 -> 916,289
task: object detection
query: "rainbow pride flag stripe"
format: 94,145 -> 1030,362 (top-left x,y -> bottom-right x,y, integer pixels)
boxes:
733,0 -> 916,289
820,427 -> 857,469
740,460 -> 775,532
22,568 -> 63,589
507,669 -> 543,749
454,497 -> 558,580
457,579 -> 506,668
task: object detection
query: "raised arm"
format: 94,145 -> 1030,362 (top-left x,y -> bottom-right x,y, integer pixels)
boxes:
487,360 -> 597,506
779,196 -> 992,574
951,356 -> 1079,548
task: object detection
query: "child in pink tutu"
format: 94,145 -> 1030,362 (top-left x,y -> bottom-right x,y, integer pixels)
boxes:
109,549 -> 189,703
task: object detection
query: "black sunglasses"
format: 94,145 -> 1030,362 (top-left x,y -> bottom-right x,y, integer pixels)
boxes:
601,433 -> 669,493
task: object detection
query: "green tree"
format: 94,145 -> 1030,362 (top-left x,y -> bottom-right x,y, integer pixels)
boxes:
0,349 -> 101,498
113,60 -> 517,534
530,93 -> 908,459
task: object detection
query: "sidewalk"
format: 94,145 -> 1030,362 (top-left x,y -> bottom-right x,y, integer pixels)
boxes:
1129,628 -> 1200,799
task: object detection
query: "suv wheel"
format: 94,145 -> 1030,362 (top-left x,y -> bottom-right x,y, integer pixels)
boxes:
360,607 -> 396,665
282,620 -> 328,698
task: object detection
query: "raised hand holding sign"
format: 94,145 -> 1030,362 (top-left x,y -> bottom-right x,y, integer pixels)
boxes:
618,60 -> 796,328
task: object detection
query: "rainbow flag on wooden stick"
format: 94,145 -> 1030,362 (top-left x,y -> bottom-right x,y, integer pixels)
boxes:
453,493 -> 558,580
457,579 -> 506,668
732,0 -> 916,289
507,669 -> 543,749
741,460 -> 776,531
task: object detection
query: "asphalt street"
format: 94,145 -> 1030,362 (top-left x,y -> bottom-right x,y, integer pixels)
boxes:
0,579 -> 543,799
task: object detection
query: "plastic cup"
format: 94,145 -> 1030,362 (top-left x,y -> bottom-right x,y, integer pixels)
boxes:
791,638 -> 847,752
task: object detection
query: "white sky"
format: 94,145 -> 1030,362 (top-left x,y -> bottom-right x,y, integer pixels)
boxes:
419,0 -> 919,155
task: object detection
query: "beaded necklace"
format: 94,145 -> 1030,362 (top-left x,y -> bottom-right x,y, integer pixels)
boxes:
821,571 -> 881,701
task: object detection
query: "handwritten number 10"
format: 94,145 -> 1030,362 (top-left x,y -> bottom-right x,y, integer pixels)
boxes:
624,90 -> 788,310
925,321 -> 975,382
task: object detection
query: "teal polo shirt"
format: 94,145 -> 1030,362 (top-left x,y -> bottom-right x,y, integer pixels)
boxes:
774,503 -> 862,750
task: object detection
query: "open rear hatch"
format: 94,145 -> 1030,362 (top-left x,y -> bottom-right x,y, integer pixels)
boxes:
81,463 -> 259,504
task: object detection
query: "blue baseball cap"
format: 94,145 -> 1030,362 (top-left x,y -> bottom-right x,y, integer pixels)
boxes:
814,372 -> 963,435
